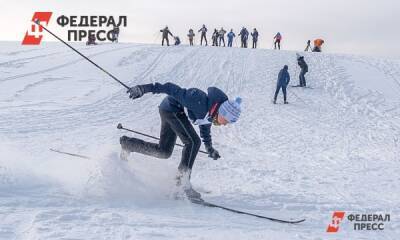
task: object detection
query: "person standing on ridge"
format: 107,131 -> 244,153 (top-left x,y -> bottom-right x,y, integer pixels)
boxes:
273,65 -> 290,104
304,40 -> 311,51
198,24 -> 208,46
187,29 -> 195,46
227,29 -> 236,47
120,82 -> 242,200
251,28 -> 259,49
212,29 -> 219,46
273,32 -> 282,50
313,39 -> 325,52
238,27 -> 249,48
297,54 -> 308,87
160,26 -> 173,46
218,27 -> 227,47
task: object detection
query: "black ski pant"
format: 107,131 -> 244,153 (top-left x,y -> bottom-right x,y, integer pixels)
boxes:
274,84 -> 287,102
120,109 -> 201,172
200,33 -> 207,46
219,37 -> 225,47
274,40 -> 281,50
189,39 -> 194,46
299,69 -> 307,87
252,40 -> 257,49
162,37 -> 170,46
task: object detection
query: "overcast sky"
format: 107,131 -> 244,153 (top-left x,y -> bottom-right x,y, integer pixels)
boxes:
2,0 -> 399,58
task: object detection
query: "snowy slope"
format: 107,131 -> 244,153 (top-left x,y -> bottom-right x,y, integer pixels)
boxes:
0,41 -> 399,239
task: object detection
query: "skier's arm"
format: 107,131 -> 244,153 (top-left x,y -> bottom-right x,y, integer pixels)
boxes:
286,73 -> 290,85
199,124 -> 212,148
168,31 -> 173,37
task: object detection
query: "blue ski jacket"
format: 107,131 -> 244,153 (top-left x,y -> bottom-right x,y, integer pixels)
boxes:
277,68 -> 290,86
140,82 -> 228,147
227,32 -> 235,40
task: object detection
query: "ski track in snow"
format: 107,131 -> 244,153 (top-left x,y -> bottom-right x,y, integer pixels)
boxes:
0,42 -> 399,239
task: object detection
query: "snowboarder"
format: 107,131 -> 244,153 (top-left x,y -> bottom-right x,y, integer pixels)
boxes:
174,36 -> 181,46
273,65 -> 290,104
227,29 -> 235,47
86,34 -> 97,45
212,29 -> 219,46
274,32 -> 282,50
120,82 -> 242,199
238,27 -> 249,48
160,26 -> 173,46
251,28 -> 259,49
304,40 -> 311,51
313,39 -> 325,52
187,29 -> 195,46
218,28 -> 227,47
198,24 -> 208,46
297,54 -> 308,87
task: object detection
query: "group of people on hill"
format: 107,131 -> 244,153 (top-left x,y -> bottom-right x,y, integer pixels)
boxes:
159,25 -> 325,53
162,25 -> 261,49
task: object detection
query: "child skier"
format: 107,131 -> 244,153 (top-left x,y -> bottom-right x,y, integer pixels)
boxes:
273,65 -> 290,104
120,82 -> 242,199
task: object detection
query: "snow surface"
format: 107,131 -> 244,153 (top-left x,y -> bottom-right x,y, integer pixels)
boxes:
0,41 -> 399,239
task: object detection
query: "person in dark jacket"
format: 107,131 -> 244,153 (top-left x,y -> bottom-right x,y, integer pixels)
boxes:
297,54 -> 308,87
198,24 -> 208,46
174,36 -> 181,45
212,29 -> 219,46
86,34 -> 97,45
251,28 -> 259,49
227,29 -> 235,47
273,65 -> 290,104
111,26 -> 120,43
187,29 -> 195,46
120,82 -> 242,199
218,28 -> 227,47
304,40 -> 311,51
238,27 -> 249,48
160,26 -> 173,46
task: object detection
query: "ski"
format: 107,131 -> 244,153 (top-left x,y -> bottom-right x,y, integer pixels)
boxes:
190,198 -> 305,224
291,85 -> 313,89
49,148 -> 91,159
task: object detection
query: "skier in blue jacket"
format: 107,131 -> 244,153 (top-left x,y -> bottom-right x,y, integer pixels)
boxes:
227,29 -> 236,47
273,65 -> 290,104
120,82 -> 242,199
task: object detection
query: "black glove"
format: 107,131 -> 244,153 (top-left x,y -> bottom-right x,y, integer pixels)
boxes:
206,145 -> 220,160
127,85 -> 144,99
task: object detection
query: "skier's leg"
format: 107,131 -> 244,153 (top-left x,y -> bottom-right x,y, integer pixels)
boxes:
119,109 -> 177,159
283,86 -> 287,103
162,37 -> 165,46
273,85 -> 280,102
166,38 -> 169,46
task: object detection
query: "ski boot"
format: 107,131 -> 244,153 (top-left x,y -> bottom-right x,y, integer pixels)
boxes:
119,136 -> 130,161
284,101 -> 289,104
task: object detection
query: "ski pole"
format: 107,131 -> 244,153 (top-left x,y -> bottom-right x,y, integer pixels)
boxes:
33,20 -> 130,90
117,123 -> 209,155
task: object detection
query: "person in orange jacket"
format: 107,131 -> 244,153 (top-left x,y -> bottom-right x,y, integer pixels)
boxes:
313,39 -> 325,52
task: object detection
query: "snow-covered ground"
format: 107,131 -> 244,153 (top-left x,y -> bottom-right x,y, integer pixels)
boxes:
0,41 -> 399,239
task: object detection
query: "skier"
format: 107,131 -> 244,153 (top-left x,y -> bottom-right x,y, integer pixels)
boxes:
227,29 -> 235,47
111,25 -> 120,43
313,39 -> 325,52
187,29 -> 195,46
304,40 -> 311,51
218,27 -> 227,47
174,36 -> 181,46
160,26 -> 173,46
251,28 -> 259,49
198,24 -> 208,46
120,82 -> 242,199
297,54 -> 308,87
273,32 -> 282,50
273,65 -> 290,104
238,27 -> 249,48
212,29 -> 219,46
